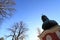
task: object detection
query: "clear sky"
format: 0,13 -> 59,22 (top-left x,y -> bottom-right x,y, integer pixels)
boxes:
0,0 -> 60,40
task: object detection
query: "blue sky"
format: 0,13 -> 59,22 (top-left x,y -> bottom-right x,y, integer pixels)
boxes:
0,0 -> 60,40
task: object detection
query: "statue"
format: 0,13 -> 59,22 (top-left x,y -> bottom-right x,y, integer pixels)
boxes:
38,15 -> 60,40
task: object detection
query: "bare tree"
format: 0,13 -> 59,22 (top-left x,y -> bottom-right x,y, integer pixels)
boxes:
6,21 -> 28,40
0,0 -> 15,20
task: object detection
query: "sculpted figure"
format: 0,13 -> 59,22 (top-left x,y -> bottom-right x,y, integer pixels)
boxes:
38,15 -> 60,40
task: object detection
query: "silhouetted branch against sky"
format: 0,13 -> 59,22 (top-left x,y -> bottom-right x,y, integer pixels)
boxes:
0,0 -> 16,22
6,21 -> 28,40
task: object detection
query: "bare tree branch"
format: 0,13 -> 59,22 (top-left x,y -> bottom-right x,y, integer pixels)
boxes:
6,21 -> 28,40
0,0 -> 15,21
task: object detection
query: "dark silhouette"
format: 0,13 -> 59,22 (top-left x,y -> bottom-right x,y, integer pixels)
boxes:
41,15 -> 58,30
38,15 -> 60,40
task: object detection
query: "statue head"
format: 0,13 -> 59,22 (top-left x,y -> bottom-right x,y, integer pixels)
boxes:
41,15 -> 58,30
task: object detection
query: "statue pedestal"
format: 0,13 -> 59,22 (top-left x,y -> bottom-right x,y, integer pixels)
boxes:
38,25 -> 60,40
